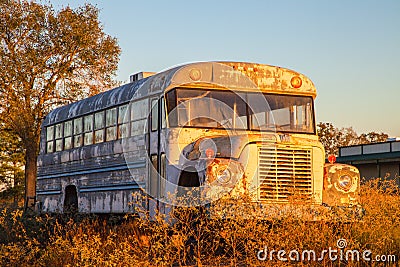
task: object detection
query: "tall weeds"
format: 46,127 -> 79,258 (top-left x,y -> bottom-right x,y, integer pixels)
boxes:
0,178 -> 398,266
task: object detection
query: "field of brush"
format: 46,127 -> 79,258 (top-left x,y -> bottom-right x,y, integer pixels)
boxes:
0,178 -> 399,266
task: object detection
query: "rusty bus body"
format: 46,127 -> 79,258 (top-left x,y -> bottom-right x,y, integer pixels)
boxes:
36,61 -> 361,217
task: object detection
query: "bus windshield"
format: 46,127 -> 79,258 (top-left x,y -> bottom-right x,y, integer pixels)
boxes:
166,88 -> 315,134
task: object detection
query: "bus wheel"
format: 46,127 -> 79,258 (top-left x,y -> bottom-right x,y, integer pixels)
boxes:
64,185 -> 78,214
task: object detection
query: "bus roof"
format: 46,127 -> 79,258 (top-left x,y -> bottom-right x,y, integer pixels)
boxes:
43,61 -> 316,126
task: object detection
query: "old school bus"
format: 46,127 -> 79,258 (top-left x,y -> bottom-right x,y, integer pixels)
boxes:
36,61 -> 361,217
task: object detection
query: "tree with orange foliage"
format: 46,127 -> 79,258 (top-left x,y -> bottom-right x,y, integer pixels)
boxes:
0,1 -> 120,208
317,122 -> 388,157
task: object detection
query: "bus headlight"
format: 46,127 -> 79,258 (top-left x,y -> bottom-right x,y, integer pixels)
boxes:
206,159 -> 243,188
216,167 -> 232,185
338,174 -> 353,191
323,163 -> 360,207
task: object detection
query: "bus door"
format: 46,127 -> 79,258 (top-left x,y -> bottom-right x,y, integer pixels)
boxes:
148,97 -> 166,214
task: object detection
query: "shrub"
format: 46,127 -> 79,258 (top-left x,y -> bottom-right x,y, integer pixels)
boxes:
0,178 -> 398,266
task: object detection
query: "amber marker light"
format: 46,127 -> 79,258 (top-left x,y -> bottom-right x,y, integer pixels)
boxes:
189,68 -> 202,81
205,148 -> 215,159
290,76 -> 302,88
328,154 -> 336,164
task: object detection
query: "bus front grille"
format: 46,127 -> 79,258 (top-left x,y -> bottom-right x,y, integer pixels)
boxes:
258,145 -> 312,203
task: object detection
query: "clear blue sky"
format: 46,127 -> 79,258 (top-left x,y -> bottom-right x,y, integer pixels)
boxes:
50,0 -> 400,137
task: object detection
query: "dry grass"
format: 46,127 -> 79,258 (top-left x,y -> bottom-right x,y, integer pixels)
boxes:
0,178 -> 399,266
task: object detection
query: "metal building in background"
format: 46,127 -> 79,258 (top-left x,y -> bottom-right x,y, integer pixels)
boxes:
337,141 -> 400,182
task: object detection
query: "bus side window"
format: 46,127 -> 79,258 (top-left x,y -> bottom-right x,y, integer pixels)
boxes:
160,153 -> 166,198
73,117 -> 83,148
118,104 -> 129,138
46,125 -> 54,153
151,99 -> 159,132
84,114 -> 93,145
64,120 -> 72,150
94,111 -> 105,144
161,97 -> 166,129
55,123 -> 63,152
166,90 -> 177,127
131,99 -> 148,136
106,108 -> 117,141
150,154 -> 158,197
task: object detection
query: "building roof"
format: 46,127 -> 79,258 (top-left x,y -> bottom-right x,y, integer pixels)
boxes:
337,141 -> 400,163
